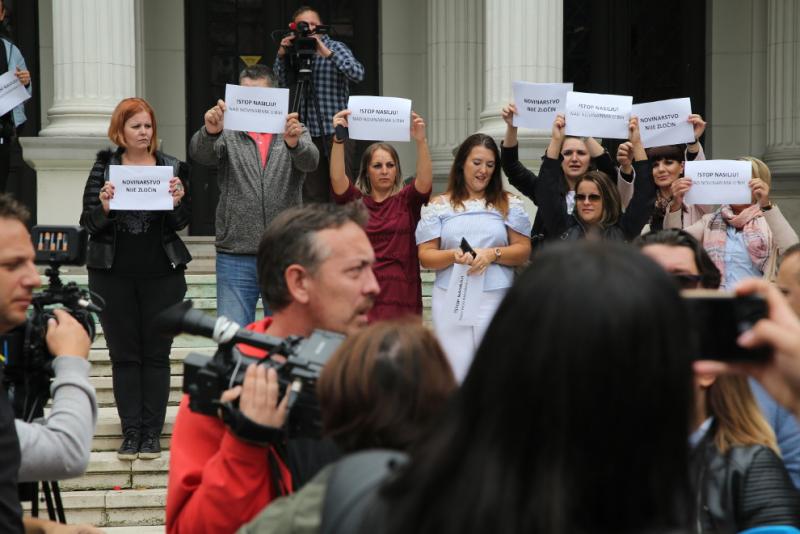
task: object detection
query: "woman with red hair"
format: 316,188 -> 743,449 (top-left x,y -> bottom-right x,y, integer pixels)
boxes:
80,97 -> 191,460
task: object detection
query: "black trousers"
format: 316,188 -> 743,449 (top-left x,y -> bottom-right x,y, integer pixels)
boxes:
88,270 -> 186,435
303,135 -> 356,204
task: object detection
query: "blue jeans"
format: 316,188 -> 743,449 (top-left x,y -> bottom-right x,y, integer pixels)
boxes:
216,252 -> 269,328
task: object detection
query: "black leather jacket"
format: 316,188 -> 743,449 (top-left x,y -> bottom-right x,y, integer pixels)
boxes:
79,148 -> 192,270
690,425 -> 800,533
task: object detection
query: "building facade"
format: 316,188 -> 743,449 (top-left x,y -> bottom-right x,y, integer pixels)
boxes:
8,0 -> 800,231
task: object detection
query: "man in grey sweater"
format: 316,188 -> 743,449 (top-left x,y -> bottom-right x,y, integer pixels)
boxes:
190,64 -> 319,328
0,193 -> 99,533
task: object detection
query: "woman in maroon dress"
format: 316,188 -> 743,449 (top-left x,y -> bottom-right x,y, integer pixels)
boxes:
329,110 -> 432,321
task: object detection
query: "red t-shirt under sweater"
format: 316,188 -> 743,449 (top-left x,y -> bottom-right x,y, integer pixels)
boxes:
332,180 -> 430,321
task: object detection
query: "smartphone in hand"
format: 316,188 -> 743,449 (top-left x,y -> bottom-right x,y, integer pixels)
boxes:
460,237 -> 477,259
683,290 -> 771,362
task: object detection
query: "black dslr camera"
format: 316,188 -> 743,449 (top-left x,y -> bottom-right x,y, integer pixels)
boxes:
158,301 -> 343,440
1,226 -> 101,421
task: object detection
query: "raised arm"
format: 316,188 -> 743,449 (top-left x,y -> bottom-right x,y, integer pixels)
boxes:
330,110 -> 352,196
500,103 -> 539,201
411,112 -> 433,195
619,117 -> 656,239
545,113 -> 566,160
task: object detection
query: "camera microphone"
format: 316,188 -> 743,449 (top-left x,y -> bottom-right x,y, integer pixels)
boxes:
156,300 -> 287,352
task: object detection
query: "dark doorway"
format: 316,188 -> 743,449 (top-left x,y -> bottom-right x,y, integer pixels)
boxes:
2,0 -> 39,223
184,0 -> 379,236
564,0 -> 706,154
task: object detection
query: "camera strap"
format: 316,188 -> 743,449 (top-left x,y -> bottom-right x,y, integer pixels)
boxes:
219,401 -> 285,445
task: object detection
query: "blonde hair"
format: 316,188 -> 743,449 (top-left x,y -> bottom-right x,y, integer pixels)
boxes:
740,156 -> 772,187
707,374 -> 779,455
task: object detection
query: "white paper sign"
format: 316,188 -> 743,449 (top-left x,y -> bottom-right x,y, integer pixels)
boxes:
565,91 -> 633,139
632,98 -> 695,148
0,71 -> 31,117
512,81 -> 573,130
684,160 -> 752,206
224,84 -> 289,134
347,96 -> 412,142
442,264 -> 485,326
109,165 -> 174,211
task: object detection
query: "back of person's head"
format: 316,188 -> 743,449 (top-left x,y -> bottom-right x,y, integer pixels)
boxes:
779,243 -> 800,269
239,64 -> 275,85
257,202 -> 368,311
646,144 -> 685,163
575,170 -> 622,228
317,320 -> 456,453
707,374 -> 779,455
635,229 -> 722,289
381,241 -> 693,534
0,192 -> 29,225
740,156 -> 772,187
108,97 -> 158,155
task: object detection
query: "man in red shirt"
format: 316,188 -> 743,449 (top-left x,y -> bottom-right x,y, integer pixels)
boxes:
166,202 -> 379,534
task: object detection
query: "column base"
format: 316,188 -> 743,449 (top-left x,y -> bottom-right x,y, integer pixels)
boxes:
19,137 -> 111,224
763,146 -> 800,178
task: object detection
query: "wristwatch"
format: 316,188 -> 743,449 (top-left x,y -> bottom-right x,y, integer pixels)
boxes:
494,247 -> 502,261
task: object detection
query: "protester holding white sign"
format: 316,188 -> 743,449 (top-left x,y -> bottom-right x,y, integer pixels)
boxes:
346,96 -> 412,142
511,81 -> 572,130
189,64 -> 318,329
416,133 -> 532,382
615,113 -> 710,230
80,97 -> 191,462
666,157 -> 799,289
537,116 -> 655,242
223,84 -> 289,134
501,106 -> 615,243
0,24 -> 32,193
564,91 -> 633,139
329,108 -> 432,321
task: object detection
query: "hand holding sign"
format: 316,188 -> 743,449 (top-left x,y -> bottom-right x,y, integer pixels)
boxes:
410,112 -> 426,143
99,182 -> 116,215
204,99 -> 226,135
283,112 -> 302,148
751,176 -> 771,208
501,103 -> 517,128
688,113 -> 706,142
169,177 -> 186,207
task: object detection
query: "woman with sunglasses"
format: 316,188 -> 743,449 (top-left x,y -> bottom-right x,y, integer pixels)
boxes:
666,157 -> 799,289
537,116 -> 655,242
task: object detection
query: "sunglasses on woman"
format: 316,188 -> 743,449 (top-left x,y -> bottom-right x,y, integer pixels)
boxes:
575,193 -> 602,202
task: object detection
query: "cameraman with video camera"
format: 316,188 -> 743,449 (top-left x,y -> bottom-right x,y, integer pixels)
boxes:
274,6 -> 364,204
166,202 -> 379,534
0,194 -> 100,533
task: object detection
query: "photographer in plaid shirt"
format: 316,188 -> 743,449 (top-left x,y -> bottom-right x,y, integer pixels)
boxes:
274,5 -> 364,204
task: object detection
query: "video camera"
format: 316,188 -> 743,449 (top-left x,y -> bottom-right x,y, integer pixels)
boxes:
158,300 -> 343,440
1,226 -> 102,421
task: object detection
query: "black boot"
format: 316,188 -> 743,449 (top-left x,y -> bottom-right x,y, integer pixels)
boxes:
118,428 -> 140,460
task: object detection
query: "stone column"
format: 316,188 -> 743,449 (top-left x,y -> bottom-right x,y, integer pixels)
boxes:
427,0 -> 484,188
21,0 -> 137,224
479,0 -> 562,212
762,0 -> 800,226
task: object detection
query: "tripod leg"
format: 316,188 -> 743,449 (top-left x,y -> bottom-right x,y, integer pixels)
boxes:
42,481 -> 56,521
30,483 -> 39,518
291,80 -> 305,115
305,80 -> 330,161
51,481 -> 66,523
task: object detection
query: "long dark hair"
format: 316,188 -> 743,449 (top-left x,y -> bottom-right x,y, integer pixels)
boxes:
380,242 -> 694,534
446,133 -> 509,217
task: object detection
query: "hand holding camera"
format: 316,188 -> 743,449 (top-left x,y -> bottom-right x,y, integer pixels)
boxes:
45,309 -> 90,360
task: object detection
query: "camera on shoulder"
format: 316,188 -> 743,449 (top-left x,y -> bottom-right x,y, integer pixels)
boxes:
1,225 -> 102,421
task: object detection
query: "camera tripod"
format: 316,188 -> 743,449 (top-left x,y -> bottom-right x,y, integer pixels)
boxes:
290,58 -> 330,160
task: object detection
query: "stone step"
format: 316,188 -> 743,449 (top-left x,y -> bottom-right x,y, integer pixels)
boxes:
104,527 -> 164,534
60,451 -> 170,492
23,488 -> 166,528
89,346 -> 216,377
92,406 -> 179,452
